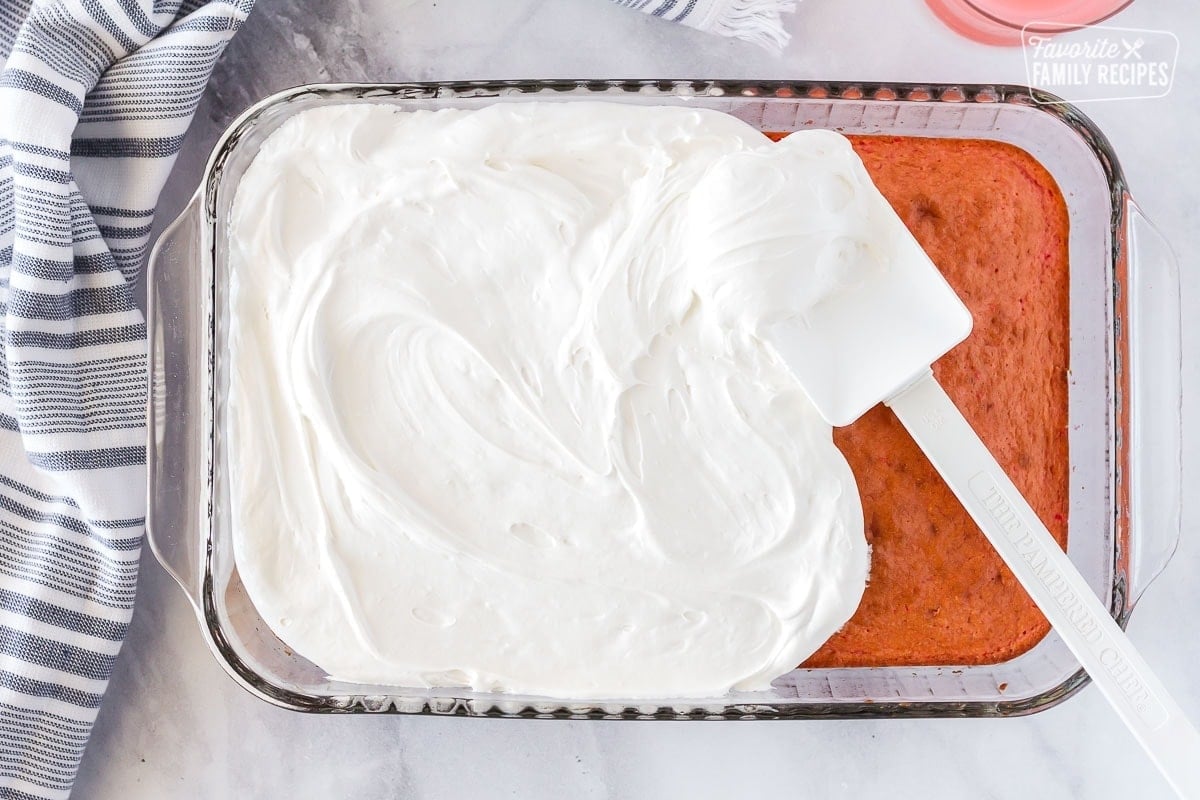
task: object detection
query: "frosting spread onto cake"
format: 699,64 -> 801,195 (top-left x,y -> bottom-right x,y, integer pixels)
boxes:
227,102 -> 879,697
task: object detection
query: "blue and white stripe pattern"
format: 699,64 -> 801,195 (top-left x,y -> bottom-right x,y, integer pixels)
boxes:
610,0 -> 796,50
0,2 -> 251,796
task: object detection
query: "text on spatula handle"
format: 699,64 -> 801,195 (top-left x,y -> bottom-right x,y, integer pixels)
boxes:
967,472 -> 1168,728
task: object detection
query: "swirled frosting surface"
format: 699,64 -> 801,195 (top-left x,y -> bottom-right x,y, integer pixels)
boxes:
227,102 -> 874,698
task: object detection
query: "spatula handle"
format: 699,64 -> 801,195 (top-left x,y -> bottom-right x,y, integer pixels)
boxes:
887,371 -> 1200,799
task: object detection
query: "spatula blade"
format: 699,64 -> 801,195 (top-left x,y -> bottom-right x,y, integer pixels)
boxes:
768,200 -> 972,428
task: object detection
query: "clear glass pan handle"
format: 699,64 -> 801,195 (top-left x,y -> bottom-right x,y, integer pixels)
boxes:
1125,198 -> 1183,606
146,192 -> 207,615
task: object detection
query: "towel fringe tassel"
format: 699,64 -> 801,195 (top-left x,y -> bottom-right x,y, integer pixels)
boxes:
708,0 -> 797,51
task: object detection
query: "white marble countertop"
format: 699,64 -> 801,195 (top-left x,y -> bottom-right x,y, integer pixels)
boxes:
75,1 -> 1200,797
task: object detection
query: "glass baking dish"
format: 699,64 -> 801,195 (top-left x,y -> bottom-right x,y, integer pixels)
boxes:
146,80 -> 1181,718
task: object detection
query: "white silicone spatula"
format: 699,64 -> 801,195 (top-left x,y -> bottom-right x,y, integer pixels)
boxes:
777,190 -> 1200,798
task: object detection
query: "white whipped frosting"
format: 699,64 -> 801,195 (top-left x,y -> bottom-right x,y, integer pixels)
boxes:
227,102 -> 874,699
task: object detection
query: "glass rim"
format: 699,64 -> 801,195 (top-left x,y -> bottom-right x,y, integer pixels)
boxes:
957,0 -> 1136,35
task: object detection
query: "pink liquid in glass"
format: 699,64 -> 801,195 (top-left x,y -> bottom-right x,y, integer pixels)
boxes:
925,0 -> 1134,45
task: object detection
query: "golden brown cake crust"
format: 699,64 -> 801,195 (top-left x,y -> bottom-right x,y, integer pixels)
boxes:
797,135 -> 1071,668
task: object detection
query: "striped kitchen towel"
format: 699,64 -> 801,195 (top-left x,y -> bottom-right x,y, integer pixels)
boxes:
612,0 -> 797,50
0,2 -> 252,797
